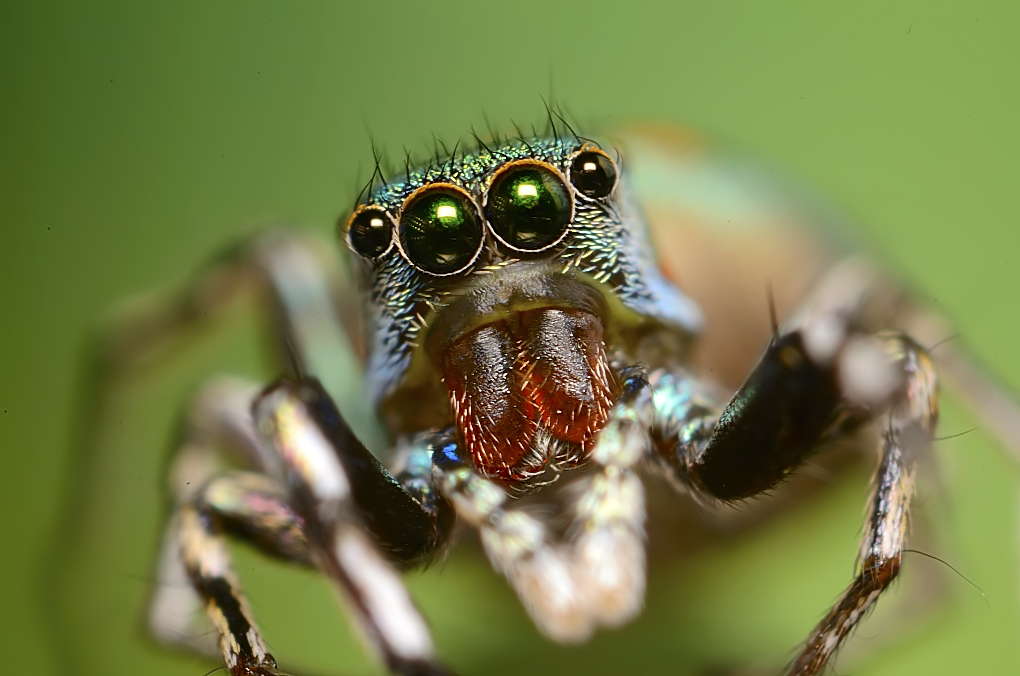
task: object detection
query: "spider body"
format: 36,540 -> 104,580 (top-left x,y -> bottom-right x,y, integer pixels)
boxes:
142,126 -> 946,676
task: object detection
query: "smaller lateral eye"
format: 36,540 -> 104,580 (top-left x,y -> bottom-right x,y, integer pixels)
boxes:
569,147 -> 618,199
345,206 -> 394,259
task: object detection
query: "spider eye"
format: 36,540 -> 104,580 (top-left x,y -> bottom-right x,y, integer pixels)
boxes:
345,207 -> 395,259
398,185 -> 484,276
484,161 -> 573,252
569,148 -> 618,199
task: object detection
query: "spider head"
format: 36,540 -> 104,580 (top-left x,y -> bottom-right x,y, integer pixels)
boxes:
340,136 -> 700,481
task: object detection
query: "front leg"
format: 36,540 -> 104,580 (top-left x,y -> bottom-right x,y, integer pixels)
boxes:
152,375 -> 454,676
786,334 -> 936,674
678,327 -> 868,500
654,319 -> 937,675
253,378 -> 453,676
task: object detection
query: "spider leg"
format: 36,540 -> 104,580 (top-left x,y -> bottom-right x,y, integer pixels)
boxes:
150,376 -> 453,676
148,376 -> 283,662
254,378 -> 451,676
176,484 -> 301,676
658,257 -> 908,500
150,472 -> 313,665
652,260 -> 939,676
64,230 -> 453,671
786,335 -> 936,674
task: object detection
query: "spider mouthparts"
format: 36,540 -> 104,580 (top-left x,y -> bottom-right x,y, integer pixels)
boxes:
441,308 -> 618,481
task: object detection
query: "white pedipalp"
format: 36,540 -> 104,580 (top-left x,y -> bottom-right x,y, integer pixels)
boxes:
436,462 -> 593,642
570,377 -> 653,628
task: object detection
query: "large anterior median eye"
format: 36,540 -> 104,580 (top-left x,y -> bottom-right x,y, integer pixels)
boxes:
398,184 -> 484,276
568,146 -> 618,199
484,160 -> 573,252
345,206 -> 394,259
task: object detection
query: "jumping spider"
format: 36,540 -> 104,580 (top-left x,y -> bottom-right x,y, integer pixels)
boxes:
124,121 -> 1014,676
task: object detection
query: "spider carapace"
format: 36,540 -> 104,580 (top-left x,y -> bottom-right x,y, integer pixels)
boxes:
149,127 -> 939,676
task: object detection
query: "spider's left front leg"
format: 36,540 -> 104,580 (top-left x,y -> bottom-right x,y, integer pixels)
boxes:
654,297 -> 938,675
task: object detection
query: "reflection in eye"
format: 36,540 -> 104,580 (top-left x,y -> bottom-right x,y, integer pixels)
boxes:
517,184 -> 538,198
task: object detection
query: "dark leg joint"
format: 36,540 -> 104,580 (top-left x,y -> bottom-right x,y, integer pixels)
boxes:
686,332 -> 843,500
193,472 -> 315,566
256,377 -> 452,565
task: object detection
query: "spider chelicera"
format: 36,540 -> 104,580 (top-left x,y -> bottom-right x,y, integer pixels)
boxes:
100,120 -> 1017,676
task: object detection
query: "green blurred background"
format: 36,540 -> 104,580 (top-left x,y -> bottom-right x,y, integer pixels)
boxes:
4,1 -> 1020,674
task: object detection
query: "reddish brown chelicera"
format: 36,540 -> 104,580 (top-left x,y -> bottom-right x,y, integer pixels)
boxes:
442,309 -> 617,480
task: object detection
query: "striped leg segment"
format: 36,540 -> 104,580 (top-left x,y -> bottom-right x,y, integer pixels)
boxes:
654,293 -> 938,674
149,377 -> 278,661
151,375 -> 452,675
179,500 -> 291,676
253,380 -> 450,676
165,471 -> 314,675
786,334 -> 937,675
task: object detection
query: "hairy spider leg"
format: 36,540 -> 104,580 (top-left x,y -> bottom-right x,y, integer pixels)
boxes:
152,472 -> 316,665
153,375 -> 454,676
177,494 -> 295,676
787,334 -> 935,674
652,257 -> 938,676
156,471 -> 317,627
149,377 -> 311,676
252,380 -> 450,676
149,376 -> 280,661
